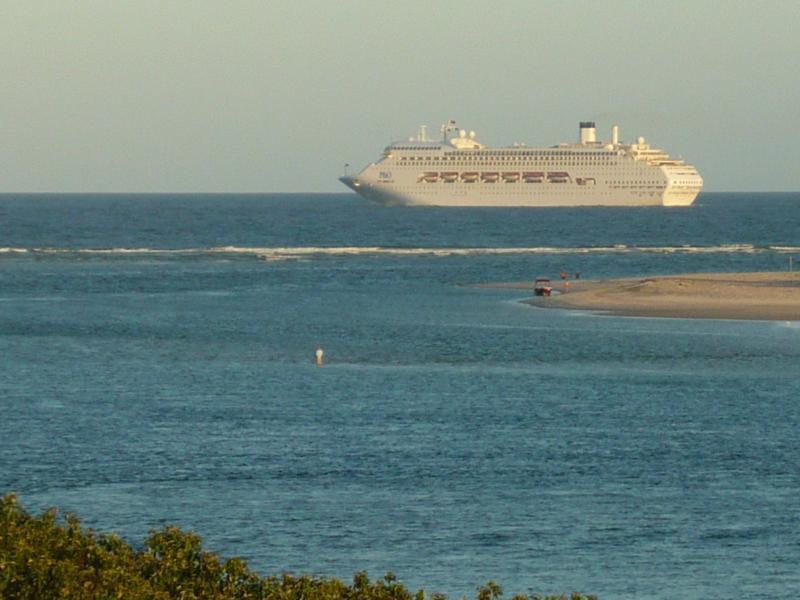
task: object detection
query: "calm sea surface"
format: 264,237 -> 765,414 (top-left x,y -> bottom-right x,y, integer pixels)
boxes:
1,193 -> 799,599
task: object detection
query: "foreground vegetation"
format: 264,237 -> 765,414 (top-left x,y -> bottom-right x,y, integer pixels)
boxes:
0,494 -> 597,600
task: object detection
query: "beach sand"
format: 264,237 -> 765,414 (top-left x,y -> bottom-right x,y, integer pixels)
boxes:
485,272 -> 800,321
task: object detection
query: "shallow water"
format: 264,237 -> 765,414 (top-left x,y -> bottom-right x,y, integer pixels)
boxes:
1,193 -> 799,599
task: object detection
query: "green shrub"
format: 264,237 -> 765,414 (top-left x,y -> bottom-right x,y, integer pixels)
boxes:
0,494 -> 597,600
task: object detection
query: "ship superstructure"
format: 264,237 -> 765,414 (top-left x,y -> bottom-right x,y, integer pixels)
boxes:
340,121 -> 702,206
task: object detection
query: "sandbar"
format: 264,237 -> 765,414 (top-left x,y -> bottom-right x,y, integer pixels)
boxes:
485,272 -> 800,321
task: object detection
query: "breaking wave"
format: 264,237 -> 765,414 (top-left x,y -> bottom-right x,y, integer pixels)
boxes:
2,244 -> 799,261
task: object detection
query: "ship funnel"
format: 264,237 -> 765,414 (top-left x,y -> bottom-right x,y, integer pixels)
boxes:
579,121 -> 596,144
612,125 -> 619,145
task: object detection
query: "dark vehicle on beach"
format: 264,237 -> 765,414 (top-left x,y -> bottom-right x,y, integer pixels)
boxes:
534,278 -> 552,296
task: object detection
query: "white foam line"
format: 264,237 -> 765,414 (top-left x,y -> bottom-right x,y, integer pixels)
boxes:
76,248 -> 201,255
28,247 -> 199,255
247,245 -> 762,258
1,244 -> 792,258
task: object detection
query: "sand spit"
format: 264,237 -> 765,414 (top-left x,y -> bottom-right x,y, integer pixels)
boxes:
484,272 -> 800,321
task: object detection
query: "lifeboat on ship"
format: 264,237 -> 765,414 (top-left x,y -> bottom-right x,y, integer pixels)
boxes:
440,172 -> 458,183
547,171 -> 570,183
502,172 -> 520,183
522,171 -> 544,183
419,172 -> 439,183
481,172 -> 499,183
461,172 -> 479,183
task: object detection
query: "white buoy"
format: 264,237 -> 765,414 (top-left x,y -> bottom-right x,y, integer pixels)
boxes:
315,346 -> 324,367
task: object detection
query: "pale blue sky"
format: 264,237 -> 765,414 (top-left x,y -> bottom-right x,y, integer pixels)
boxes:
2,0 -> 798,192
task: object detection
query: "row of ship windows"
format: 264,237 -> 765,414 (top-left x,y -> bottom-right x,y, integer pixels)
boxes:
414,172 -> 664,185
407,180 -> 694,187
400,157 -> 618,163
463,150 -> 618,156
417,182 -> 666,188
399,163 -> 627,170
392,188 -> 663,197
409,181 -> 695,186
404,165 -> 649,176
393,150 -> 619,156
610,181 -> 659,184
610,185 -> 665,190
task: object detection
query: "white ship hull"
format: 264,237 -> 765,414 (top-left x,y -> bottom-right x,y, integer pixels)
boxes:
341,121 -> 702,207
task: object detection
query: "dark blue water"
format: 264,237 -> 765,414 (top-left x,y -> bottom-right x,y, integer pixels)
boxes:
1,193 -> 799,599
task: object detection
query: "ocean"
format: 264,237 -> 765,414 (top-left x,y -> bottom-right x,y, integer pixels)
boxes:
1,192 -> 799,599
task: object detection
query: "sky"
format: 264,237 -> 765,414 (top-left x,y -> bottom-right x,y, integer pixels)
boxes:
1,0 -> 798,193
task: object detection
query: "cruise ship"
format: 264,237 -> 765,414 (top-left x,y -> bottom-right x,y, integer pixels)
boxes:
339,121 -> 702,206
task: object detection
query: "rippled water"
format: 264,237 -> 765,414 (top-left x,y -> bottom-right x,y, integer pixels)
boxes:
1,193 -> 799,599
